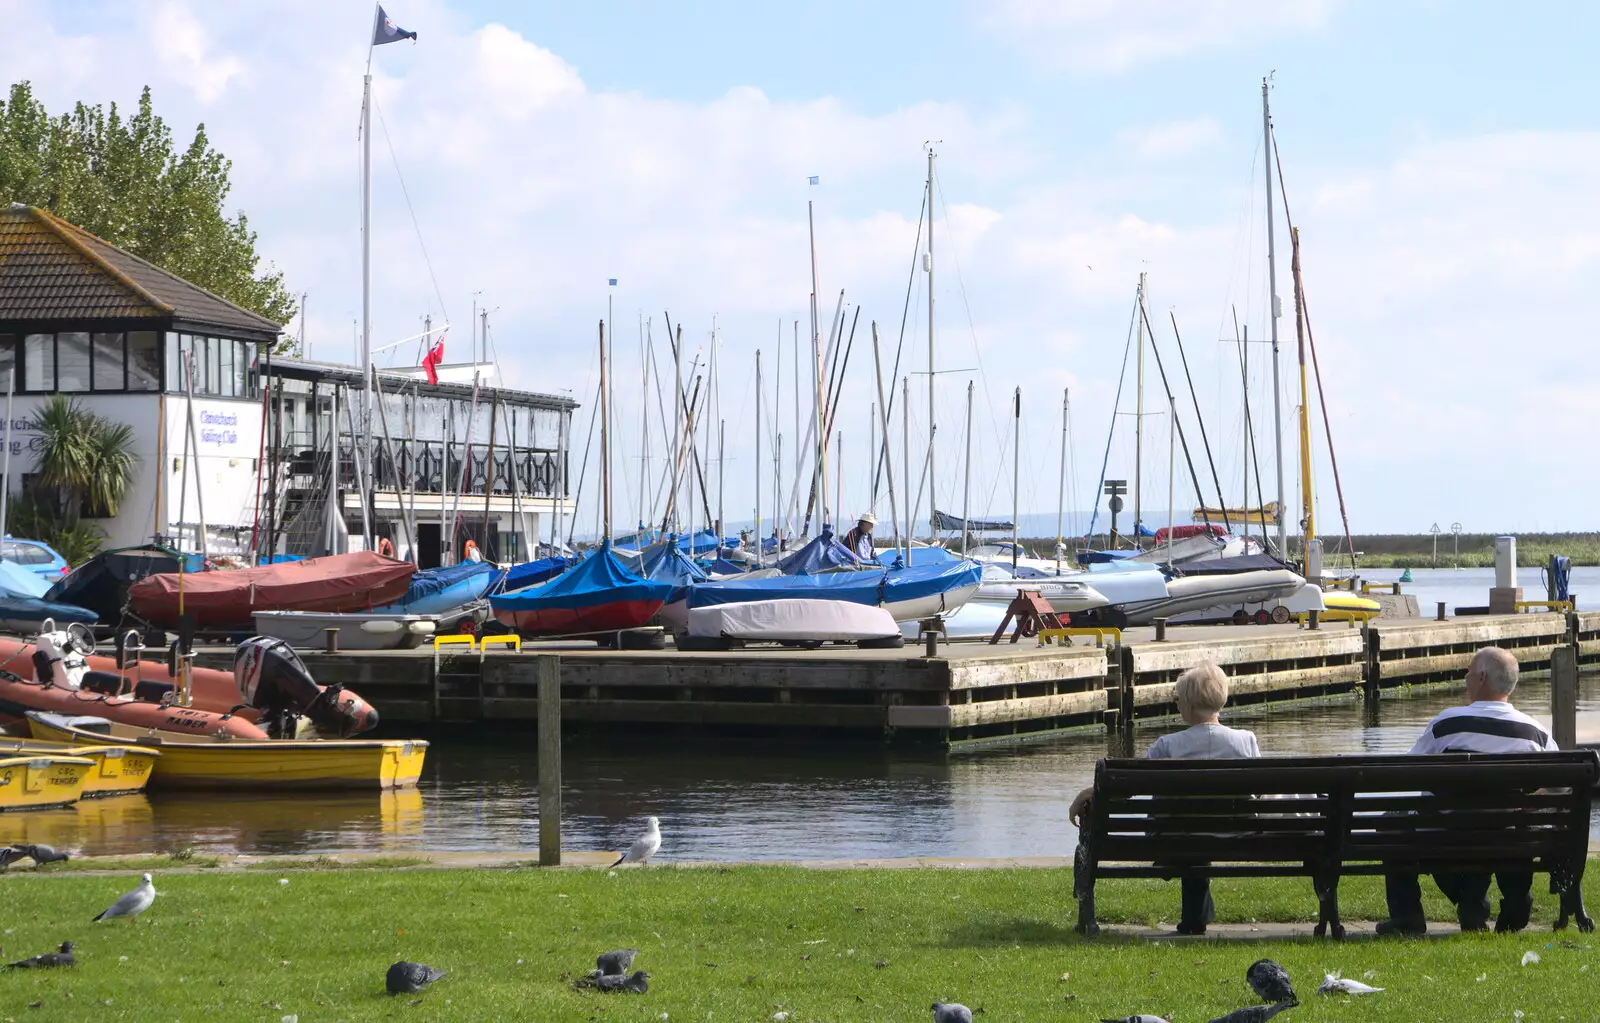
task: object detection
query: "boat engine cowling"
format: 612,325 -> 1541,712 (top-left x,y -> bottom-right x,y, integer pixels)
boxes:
32,621 -> 96,691
233,636 -> 380,739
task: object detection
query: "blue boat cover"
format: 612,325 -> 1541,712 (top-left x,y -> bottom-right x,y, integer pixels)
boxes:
382,560 -> 502,613
872,546 -> 960,567
490,543 -> 673,613
501,555 -> 573,593
702,557 -> 747,576
0,559 -> 49,599
1077,548 -> 1141,565
778,529 -> 862,574
613,528 -> 659,551
687,558 -> 981,610
0,596 -> 97,625
640,541 -> 708,603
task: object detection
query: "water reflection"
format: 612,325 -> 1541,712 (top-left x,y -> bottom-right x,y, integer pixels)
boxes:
4,674 -> 1596,860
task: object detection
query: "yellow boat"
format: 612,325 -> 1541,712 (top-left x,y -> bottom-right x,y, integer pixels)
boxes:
1296,591 -> 1382,624
27,715 -> 427,791
0,753 -> 97,811
0,737 -> 160,797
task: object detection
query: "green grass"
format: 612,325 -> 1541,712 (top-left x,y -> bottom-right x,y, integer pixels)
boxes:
1,866 -> 1595,1021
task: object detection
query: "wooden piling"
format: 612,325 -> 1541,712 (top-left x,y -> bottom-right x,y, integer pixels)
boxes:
1551,644 -> 1578,751
537,654 -> 562,866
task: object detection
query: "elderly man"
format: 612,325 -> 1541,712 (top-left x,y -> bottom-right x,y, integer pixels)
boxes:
1377,646 -> 1557,936
841,513 -> 877,562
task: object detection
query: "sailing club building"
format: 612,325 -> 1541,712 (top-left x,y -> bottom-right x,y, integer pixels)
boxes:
0,204 -> 575,565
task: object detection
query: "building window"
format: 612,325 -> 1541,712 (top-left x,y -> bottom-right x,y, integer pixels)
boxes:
218,337 -> 234,397
56,332 -> 91,392
24,333 -> 54,390
0,335 -> 13,388
234,340 -> 251,397
92,332 -> 125,391
128,331 -> 160,391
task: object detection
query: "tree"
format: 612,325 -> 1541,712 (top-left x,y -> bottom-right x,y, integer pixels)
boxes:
0,81 -> 297,350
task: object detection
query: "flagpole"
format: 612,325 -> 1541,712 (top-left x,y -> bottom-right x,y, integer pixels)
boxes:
361,29 -> 374,551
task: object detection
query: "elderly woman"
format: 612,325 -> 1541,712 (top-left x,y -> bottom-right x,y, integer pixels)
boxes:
1070,661 -> 1260,934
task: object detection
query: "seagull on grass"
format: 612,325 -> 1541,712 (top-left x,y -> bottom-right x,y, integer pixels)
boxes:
93,873 -> 155,922
386,961 -> 446,994
6,941 -> 76,968
610,816 -> 661,868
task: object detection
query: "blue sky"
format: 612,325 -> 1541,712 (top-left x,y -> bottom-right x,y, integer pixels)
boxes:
8,0 -> 1600,536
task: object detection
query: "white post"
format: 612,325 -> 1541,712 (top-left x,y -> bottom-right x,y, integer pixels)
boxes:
360,72 -> 373,492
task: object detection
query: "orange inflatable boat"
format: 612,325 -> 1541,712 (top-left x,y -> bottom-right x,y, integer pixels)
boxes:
0,635 -> 378,740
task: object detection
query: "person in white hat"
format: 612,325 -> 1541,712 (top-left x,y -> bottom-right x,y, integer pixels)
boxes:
842,512 -> 877,562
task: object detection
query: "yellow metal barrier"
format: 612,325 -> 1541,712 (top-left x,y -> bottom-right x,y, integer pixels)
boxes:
479,634 -> 522,655
1295,610 -> 1378,625
1359,582 -> 1402,595
432,634 -> 477,652
1037,627 -> 1123,647
1514,600 -> 1573,614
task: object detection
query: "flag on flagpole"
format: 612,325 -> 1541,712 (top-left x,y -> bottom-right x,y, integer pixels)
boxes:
608,278 -> 617,286
373,5 -> 418,45
421,335 -> 445,385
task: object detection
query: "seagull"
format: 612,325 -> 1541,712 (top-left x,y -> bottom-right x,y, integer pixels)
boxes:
386,961 -> 446,995
932,1003 -> 974,1023
1246,959 -> 1297,1004
93,873 -> 155,922
1316,971 -> 1383,996
610,816 -> 661,868
1101,1016 -> 1171,1023
1207,1003 -> 1298,1023
597,949 -> 639,975
6,941 -> 76,968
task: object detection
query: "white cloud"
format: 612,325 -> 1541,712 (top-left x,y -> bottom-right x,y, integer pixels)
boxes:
982,0 -> 1337,72
1117,117 -> 1222,158
149,1 -> 245,104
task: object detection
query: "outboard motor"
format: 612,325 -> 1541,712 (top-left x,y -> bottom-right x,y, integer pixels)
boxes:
234,636 -> 379,739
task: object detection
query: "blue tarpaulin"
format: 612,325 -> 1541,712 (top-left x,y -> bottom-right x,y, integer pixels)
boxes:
687,558 -> 981,611
778,530 -> 862,574
490,544 -> 674,614
501,555 -> 573,593
379,560 -> 502,614
640,540 -> 708,603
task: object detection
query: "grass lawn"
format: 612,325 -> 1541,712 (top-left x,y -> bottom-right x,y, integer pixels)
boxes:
1,865 -> 1595,1021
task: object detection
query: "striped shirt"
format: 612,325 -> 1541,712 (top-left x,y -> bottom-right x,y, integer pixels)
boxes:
1408,700 -> 1558,755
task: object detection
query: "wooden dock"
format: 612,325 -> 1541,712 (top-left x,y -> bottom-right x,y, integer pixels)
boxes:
197,611 -> 1595,744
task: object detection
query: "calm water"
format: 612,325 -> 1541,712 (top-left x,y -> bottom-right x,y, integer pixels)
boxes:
1357,565 -> 1600,613
6,671 -> 1596,860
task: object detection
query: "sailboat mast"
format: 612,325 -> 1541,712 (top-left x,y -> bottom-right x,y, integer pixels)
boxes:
902,376 -> 912,564
1011,387 -> 1020,572
926,146 -> 936,546
639,317 -> 649,536
961,380 -> 973,556
808,202 -> 826,528
359,68 -> 373,533
870,323 -> 902,560
599,319 -> 611,544
1262,77 -> 1287,556
755,349 -> 763,568
1133,272 -> 1146,541
1056,388 -> 1068,570
1292,226 -> 1314,547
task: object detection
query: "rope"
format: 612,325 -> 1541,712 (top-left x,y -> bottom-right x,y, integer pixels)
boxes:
371,95 -> 451,335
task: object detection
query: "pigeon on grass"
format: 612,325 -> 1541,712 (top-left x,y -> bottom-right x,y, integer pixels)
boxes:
22,844 -> 70,865
93,873 -> 155,922
610,816 -> 661,868
0,846 -> 25,869
386,961 -> 446,994
1101,1016 -> 1171,1023
597,948 -> 639,975
1246,959 -> 1297,1004
6,942 -> 75,968
1207,1002 -> 1298,1023
577,969 -> 650,992
932,1003 -> 974,1023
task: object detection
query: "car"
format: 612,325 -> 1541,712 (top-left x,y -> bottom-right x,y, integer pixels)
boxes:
1,537 -> 70,580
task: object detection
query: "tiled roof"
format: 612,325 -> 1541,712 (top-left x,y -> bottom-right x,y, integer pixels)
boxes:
0,204 -> 282,337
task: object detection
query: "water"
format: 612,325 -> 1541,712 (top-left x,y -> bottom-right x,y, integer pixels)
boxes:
1356,566 -> 1599,613
6,671 -> 1596,860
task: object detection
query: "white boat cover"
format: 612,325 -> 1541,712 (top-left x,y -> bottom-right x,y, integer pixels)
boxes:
687,599 -> 900,641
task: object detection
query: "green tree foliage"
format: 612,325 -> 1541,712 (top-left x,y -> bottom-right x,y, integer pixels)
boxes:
0,81 -> 297,346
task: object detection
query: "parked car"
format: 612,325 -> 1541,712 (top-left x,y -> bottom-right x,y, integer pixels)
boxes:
1,537 -> 70,580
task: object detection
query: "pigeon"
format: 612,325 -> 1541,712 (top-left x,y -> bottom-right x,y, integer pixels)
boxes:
597,948 -> 639,975
0,846 -> 25,869
93,873 -> 156,922
582,969 -> 649,993
1246,959 -> 1297,1004
610,816 -> 661,868
21,844 -> 70,865
386,961 -> 446,995
1101,1016 -> 1171,1023
932,1003 -> 974,1023
1316,971 -> 1383,996
6,941 -> 76,968
1207,1003 -> 1297,1023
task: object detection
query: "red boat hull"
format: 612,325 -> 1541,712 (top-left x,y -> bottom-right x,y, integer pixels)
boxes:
128,553 -> 416,629
494,599 -> 664,636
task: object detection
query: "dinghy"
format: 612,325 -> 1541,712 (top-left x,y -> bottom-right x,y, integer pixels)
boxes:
0,560 -> 97,634
688,555 -> 981,622
490,544 -> 674,636
127,552 -> 416,630
683,599 -> 902,649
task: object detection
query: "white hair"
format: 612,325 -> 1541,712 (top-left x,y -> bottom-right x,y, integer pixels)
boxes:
1473,646 -> 1519,695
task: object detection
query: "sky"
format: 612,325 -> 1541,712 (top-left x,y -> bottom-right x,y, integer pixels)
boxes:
7,0 -> 1600,537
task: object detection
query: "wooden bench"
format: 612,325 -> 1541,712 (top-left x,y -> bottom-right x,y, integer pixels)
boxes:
1073,751 -> 1600,938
